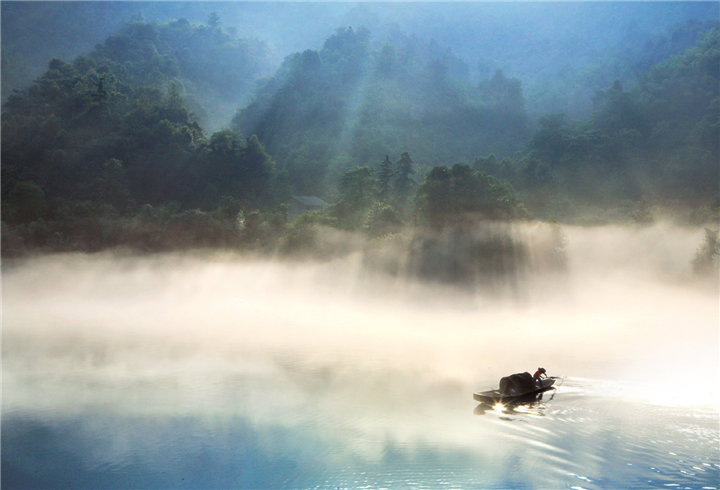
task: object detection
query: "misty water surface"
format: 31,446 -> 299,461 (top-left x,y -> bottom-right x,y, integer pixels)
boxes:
3,224 -> 718,489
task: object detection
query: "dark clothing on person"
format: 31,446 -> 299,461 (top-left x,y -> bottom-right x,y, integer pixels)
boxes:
534,369 -> 547,387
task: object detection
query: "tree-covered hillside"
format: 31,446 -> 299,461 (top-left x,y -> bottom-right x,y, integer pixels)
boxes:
232,27 -> 532,197
1,8 -> 718,263
232,25 -> 718,223
5,2 -> 716,122
1,17 -> 287,255
3,11 -> 272,132
486,27 -> 720,222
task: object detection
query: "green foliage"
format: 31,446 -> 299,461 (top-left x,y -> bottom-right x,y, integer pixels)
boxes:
2,8 -> 718,260
323,152 -> 417,232
1,15 -> 282,238
414,166 -> 452,228
331,166 -> 378,228
520,28 -> 720,217
392,152 -> 417,216
87,16 -> 271,129
631,196 -> 655,225
478,69 -> 531,136
0,198 -> 291,255
218,195 -> 242,220
278,209 -> 340,257
377,155 -> 393,202
364,203 -> 403,238
232,27 -> 533,195
340,167 -> 377,209
687,206 -> 720,226
692,228 -> 720,277
0,17 -> 286,257
415,164 -> 529,228
6,181 -> 46,223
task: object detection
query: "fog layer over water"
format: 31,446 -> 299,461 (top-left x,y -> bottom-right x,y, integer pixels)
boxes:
3,223 -> 718,489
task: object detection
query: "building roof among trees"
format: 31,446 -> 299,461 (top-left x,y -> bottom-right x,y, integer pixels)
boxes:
291,196 -> 329,206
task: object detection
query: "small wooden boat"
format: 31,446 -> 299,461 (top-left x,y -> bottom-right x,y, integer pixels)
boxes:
473,378 -> 556,405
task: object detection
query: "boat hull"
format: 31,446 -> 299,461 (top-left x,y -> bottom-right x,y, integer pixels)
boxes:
473,378 -> 556,405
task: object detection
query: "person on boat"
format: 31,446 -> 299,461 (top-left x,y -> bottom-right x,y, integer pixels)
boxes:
533,367 -> 548,387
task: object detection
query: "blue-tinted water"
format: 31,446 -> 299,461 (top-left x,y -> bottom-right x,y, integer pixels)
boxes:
3,371 -> 718,489
3,251 -> 718,489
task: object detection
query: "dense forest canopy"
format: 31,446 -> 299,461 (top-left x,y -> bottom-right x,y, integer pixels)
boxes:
1,2 -> 718,279
232,25 -> 533,188
3,2 -> 716,117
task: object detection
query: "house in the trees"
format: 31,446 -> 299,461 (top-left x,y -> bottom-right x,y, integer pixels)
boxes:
289,196 -> 329,219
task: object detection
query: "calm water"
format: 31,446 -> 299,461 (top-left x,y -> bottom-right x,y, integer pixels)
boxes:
3,368 -> 719,489
3,229 -> 719,489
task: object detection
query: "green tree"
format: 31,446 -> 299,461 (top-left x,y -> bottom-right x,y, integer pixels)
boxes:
98,159 -> 133,212
340,166 -> 377,209
377,154 -> 393,202
473,154 -> 498,176
365,202 -> 403,237
393,152 -> 416,215
7,181 -> 46,223
414,166 -> 452,228
532,114 -> 569,164
631,196 -> 654,224
478,69 -> 530,136
415,164 -> 528,228
333,166 -> 378,228
692,228 -> 720,276
241,135 -> 276,206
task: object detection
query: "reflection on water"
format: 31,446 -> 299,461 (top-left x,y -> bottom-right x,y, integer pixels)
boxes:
2,225 -> 719,489
474,386 -> 558,417
3,368 -> 718,489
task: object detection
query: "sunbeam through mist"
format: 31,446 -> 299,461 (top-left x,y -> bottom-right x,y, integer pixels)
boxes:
3,223 -> 718,489
4,222 -> 717,404
2,2 -> 719,487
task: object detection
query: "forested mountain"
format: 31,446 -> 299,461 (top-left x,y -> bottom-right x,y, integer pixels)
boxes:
1,4 -> 718,264
2,7 -> 273,131
530,18 -> 719,119
2,16 -> 277,203
5,3 -> 717,117
82,15 -> 272,130
232,26 -> 532,197
233,24 -> 719,221
494,27 -> 720,221
2,17 -> 286,255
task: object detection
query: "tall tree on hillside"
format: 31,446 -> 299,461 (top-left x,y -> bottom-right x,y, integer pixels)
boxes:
393,152 -> 415,215
478,69 -> 531,139
692,228 -> 720,276
340,166 -> 377,210
333,166 -> 378,228
98,159 -> 133,212
241,135 -> 276,206
479,70 -> 526,115
413,166 -> 452,229
202,130 -> 276,208
5,181 -> 46,223
415,164 -> 528,228
377,154 -> 393,202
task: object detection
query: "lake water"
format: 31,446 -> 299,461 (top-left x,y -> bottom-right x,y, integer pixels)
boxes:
3,225 -> 719,489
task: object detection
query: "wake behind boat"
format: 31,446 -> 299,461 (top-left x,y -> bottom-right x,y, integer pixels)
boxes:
473,371 -> 557,405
